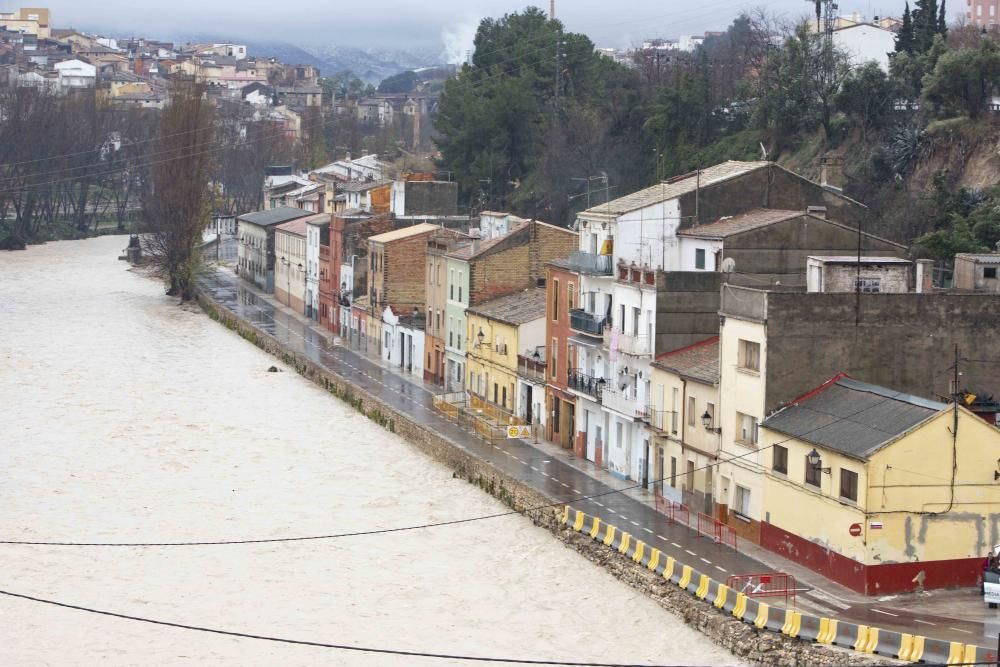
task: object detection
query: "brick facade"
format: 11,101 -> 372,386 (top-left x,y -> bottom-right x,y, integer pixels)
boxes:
545,263 -> 579,450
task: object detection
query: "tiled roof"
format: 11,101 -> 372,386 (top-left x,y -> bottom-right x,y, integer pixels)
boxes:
580,161 -> 770,218
677,209 -> 801,238
467,288 -> 547,326
446,223 -> 529,260
274,217 -> 311,236
652,337 -> 719,385
368,222 -> 441,244
237,206 -> 312,227
762,376 -> 946,460
338,179 -> 390,193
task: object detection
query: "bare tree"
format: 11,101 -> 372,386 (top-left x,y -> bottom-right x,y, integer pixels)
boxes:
141,81 -> 215,300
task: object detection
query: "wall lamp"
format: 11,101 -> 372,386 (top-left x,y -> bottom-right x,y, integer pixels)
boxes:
806,448 -> 832,475
475,326 -> 492,349
701,410 -> 721,434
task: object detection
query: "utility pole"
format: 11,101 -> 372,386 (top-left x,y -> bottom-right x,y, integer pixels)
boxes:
550,0 -> 555,20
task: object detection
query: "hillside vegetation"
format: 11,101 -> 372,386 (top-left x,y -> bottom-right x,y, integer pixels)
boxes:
434,2 -> 1000,260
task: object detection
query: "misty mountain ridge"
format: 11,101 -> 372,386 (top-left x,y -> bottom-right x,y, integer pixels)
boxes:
170,33 -> 444,83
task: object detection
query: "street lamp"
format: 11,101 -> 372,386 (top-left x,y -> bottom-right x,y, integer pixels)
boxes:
475,326 -> 492,349
701,410 -> 721,434
806,448 -> 832,475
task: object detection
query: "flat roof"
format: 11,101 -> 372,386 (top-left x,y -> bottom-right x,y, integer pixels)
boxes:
368,222 -> 441,244
809,256 -> 912,264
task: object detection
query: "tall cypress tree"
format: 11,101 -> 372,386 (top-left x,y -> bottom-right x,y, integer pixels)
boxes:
938,0 -> 948,37
913,0 -> 940,53
897,2 -> 914,53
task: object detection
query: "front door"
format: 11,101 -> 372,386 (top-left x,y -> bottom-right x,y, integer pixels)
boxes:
525,386 -> 533,424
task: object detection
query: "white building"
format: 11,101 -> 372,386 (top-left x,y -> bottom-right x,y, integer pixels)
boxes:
54,59 -> 96,90
832,24 -> 896,72
304,216 -> 329,321
569,162 -> 769,486
313,154 -> 387,183
382,306 -> 425,377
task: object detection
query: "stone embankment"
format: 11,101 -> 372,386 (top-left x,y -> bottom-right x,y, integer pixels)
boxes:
197,291 -> 893,666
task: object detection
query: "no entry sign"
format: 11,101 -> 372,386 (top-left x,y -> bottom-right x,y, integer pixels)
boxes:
849,523 -> 863,537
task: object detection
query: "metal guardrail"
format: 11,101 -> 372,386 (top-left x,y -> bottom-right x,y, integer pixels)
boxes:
564,251 -> 613,275
568,370 -> 605,400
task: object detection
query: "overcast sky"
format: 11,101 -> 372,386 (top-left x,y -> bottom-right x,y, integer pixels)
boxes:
53,0 -> 913,55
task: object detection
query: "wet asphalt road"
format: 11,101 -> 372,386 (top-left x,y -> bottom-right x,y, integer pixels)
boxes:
198,269 -> 1000,647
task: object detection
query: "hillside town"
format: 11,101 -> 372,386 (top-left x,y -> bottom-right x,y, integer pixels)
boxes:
7,1 -> 1000,665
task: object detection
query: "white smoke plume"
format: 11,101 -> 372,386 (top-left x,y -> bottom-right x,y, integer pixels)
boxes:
441,18 -> 479,65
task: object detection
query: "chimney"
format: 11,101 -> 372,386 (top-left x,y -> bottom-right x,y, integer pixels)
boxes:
469,228 -> 481,255
807,206 -> 827,219
916,259 -> 934,293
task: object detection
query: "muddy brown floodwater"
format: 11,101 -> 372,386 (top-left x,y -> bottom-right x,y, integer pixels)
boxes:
0,237 -> 743,666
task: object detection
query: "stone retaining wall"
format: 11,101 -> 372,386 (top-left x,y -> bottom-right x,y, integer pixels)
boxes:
197,291 -> 893,667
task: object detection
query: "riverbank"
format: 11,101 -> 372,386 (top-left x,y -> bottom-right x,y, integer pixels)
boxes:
196,286 -> 891,667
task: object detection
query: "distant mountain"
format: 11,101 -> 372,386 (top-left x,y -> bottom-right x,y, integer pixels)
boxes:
158,33 -> 445,85
300,44 -> 444,83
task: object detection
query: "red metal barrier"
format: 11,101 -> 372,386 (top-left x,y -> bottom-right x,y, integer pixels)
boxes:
696,512 -> 714,539
718,522 -> 738,551
727,573 -> 796,607
693,512 -> 738,551
655,496 -> 690,528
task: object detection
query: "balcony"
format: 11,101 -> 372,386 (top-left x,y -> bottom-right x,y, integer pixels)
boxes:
568,370 -> 605,400
603,329 -> 651,357
563,250 -> 613,276
517,355 -> 547,383
570,309 -> 606,337
602,386 -> 649,421
648,409 -> 676,434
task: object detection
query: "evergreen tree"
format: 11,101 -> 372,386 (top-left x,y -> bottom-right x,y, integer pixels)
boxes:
913,0 -> 940,53
897,2 -> 914,53
938,0 -> 948,37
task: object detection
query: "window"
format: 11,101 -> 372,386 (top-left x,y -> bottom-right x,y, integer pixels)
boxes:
687,396 -> 696,427
695,248 -> 706,270
671,388 -> 679,434
428,261 -> 433,284
685,460 -> 695,492
550,339 -> 558,378
738,339 -> 760,372
552,279 -> 560,320
632,307 -> 640,336
705,402 -> 715,428
568,283 -> 575,310
772,445 -> 788,475
840,469 -> 858,502
735,412 -> 758,446
733,485 -> 751,517
985,267 -> 998,279
458,271 -> 463,301
805,455 -> 821,488
855,278 -> 881,293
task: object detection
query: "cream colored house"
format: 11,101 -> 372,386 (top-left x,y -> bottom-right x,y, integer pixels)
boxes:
649,337 -> 720,514
715,307 -> 768,543
760,375 -> 1000,594
274,216 -> 317,314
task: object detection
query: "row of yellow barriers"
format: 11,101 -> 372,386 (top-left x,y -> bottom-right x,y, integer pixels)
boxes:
563,506 -> 988,665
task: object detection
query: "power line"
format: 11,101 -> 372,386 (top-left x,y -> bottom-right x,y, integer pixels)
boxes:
0,588 -> 726,667
0,587 -> 988,667
0,442 -> 773,547
0,369 -> 908,548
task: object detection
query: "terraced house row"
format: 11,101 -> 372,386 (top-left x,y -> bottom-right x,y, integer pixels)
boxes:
236,157 -> 1000,596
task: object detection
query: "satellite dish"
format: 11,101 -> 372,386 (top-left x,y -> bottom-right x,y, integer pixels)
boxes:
721,257 -> 736,273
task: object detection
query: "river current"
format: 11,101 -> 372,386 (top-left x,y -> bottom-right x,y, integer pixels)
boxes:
0,237 -> 741,666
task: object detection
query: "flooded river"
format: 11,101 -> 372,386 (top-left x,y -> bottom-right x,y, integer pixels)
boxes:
0,237 -> 741,666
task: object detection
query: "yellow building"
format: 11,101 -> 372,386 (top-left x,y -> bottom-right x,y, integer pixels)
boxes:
649,337 -> 720,515
0,7 -> 50,38
466,288 -> 546,421
759,374 -> 1000,595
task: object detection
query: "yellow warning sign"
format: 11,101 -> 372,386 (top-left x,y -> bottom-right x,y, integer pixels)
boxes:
507,425 -> 531,439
